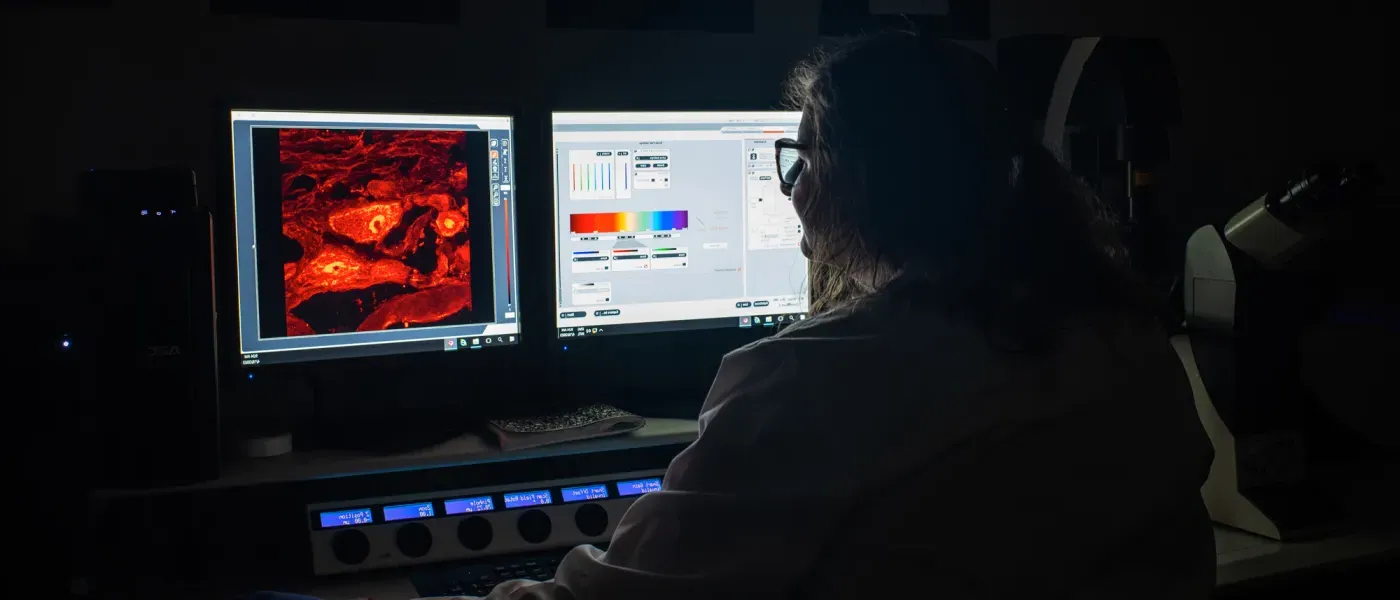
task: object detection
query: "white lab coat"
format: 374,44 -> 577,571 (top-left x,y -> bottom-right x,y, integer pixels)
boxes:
442,295 -> 1216,599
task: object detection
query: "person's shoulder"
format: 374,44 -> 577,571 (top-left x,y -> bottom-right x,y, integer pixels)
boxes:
701,306 -> 866,413
777,300 -> 874,338
735,295 -> 976,358
736,297 -> 893,349
712,297 -> 982,403
713,301 -> 879,379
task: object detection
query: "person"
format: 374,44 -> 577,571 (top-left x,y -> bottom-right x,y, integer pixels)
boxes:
466,30 -> 1217,599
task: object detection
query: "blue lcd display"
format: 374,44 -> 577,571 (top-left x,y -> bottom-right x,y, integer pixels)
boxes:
319,507 -> 373,528
383,501 -> 435,522
444,496 -> 495,515
561,484 -> 609,503
503,489 -> 553,509
616,478 -> 662,497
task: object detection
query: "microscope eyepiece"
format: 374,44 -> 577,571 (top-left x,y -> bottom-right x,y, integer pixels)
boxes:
1265,162 -> 1378,229
1224,162 -> 1379,269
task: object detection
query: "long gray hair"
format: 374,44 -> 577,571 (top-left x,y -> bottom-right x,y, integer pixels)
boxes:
787,31 -> 1144,344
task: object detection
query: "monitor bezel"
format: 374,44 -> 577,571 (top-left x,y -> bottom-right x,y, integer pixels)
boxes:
544,109 -> 810,416
547,110 -> 808,341
211,98 -> 538,393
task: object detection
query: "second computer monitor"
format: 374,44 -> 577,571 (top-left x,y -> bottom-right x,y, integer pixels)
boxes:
552,111 -> 809,339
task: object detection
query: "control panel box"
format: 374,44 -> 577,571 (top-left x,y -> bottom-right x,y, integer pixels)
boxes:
308,470 -> 664,575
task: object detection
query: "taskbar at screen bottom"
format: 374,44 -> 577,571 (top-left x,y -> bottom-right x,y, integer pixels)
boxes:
242,334 -> 519,367
557,312 -> 809,339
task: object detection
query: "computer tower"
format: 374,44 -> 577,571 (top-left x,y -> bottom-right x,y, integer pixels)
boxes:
74,168 -> 221,488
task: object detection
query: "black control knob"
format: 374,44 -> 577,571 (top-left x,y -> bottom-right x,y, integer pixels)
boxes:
395,522 -> 433,558
574,503 -> 609,537
457,515 -> 494,551
330,529 -> 370,565
517,509 -> 553,544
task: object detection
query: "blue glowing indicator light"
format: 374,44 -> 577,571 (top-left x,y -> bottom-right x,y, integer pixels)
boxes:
616,478 -> 662,497
382,502 -> 434,522
503,489 -> 552,509
444,496 -> 495,514
561,484 -> 609,503
319,508 -> 373,528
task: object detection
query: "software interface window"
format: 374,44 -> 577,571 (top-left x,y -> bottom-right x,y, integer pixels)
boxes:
552,112 -> 809,337
229,110 -> 521,366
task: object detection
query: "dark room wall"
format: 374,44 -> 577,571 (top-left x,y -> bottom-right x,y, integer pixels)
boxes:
3,0 -> 1394,259
994,0 -> 1395,231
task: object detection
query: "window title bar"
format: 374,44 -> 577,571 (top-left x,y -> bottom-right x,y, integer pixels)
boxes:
231,110 -> 512,129
553,111 -> 801,125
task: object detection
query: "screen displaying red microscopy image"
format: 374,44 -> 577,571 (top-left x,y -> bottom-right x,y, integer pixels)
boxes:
273,128 -> 482,336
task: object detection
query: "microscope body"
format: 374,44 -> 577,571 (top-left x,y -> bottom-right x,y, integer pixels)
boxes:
1172,166 -> 1374,540
1000,35 -> 1384,540
1172,228 -> 1334,539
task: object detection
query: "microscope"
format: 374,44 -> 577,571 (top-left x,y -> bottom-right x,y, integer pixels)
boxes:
1000,35 -> 1393,541
1171,164 -> 1382,540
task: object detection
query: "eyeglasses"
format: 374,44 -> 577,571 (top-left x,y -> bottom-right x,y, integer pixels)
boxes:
774,138 -> 807,196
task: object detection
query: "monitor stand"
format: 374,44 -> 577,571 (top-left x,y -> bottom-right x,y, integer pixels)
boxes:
300,411 -> 473,454
287,367 -> 584,454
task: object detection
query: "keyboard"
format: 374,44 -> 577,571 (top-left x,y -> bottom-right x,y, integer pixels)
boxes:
411,546 -> 597,597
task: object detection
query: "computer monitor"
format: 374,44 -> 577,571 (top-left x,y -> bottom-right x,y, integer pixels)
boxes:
551,111 -> 809,339
229,110 -> 520,366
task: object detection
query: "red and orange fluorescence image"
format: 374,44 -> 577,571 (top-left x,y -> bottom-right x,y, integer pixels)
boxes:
278,128 -> 477,336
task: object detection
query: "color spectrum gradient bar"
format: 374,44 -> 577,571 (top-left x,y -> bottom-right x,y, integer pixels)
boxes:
570,211 -> 688,233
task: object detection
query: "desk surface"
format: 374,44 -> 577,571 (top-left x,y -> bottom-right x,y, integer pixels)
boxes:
1214,526 -> 1399,586
294,526 -> 1400,600
98,418 -> 701,497
105,417 -> 1394,596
